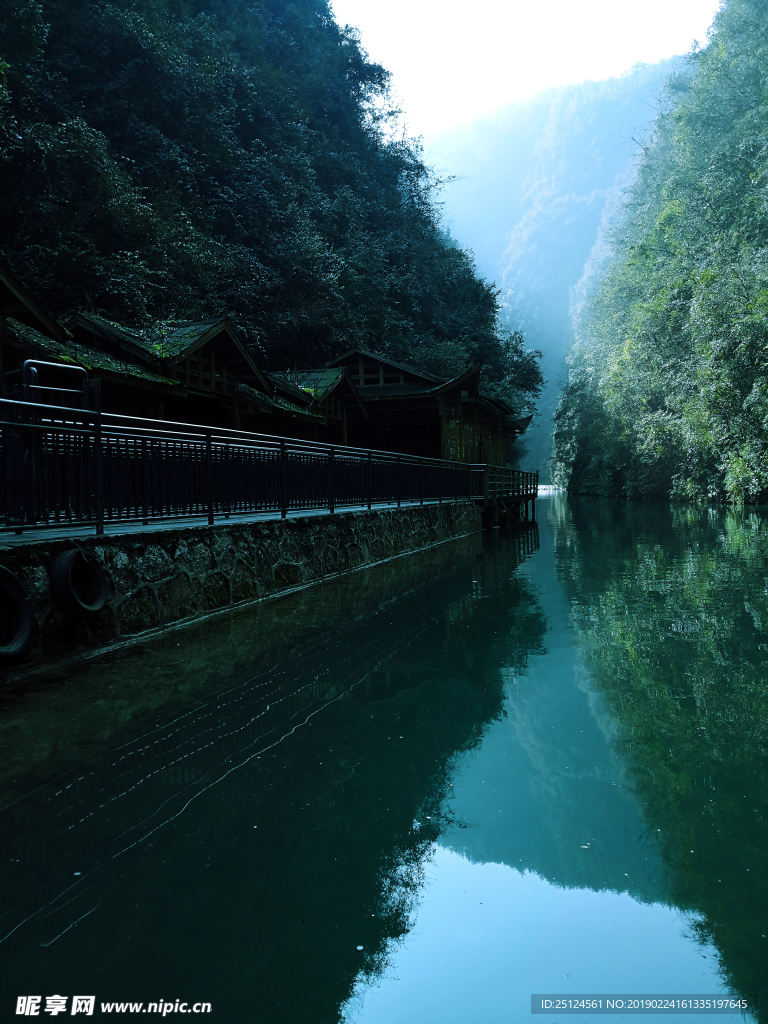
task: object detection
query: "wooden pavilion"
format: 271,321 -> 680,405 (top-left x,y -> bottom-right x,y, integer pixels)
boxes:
268,369 -> 367,444
0,267 -> 532,460
67,314 -> 321,434
0,264 -> 321,434
325,348 -> 530,465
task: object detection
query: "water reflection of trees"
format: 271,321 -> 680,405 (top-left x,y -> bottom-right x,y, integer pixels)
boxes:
0,528 -> 545,1023
554,497 -> 768,1018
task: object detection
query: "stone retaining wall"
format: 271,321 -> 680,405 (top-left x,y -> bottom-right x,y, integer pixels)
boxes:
0,502 -> 481,678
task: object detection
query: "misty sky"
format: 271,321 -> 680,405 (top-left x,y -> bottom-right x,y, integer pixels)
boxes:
330,0 -> 723,136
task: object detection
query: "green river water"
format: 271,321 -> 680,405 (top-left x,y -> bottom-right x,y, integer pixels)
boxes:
0,495 -> 765,1022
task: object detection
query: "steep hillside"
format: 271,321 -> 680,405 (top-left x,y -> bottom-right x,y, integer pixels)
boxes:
0,0 -> 540,410
553,0 -> 768,503
427,62 -> 677,477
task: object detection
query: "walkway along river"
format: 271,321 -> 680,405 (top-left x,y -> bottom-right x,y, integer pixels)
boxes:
0,388 -> 536,674
0,494 -> 765,1021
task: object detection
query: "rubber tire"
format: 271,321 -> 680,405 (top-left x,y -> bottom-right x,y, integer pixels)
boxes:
50,550 -> 108,616
0,565 -> 34,660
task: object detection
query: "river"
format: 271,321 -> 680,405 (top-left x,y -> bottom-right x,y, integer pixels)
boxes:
0,495 -> 764,1022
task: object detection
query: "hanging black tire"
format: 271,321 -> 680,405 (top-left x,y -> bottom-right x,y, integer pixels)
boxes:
0,565 -> 34,660
50,549 -> 108,616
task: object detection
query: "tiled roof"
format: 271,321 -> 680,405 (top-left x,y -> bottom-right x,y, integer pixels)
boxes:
6,320 -> 177,384
0,264 -> 68,343
10,314 -> 527,430
70,312 -> 153,345
347,378 -> 521,422
71,314 -> 237,362
354,383 -> 441,398
236,381 -> 322,420
327,346 -> 446,384
267,374 -> 315,405
154,321 -> 227,360
272,369 -> 346,400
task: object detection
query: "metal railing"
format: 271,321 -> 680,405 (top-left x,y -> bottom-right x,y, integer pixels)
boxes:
483,465 -> 538,501
0,398 -> 538,535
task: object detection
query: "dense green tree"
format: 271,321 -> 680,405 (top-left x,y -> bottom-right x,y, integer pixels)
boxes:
553,0 -> 768,501
0,0 -> 541,411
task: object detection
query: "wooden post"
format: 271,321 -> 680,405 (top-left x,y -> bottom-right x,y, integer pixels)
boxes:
366,451 -> 372,510
396,454 -> 401,507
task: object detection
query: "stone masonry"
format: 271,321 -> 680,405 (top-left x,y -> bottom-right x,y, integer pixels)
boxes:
0,502 -> 481,676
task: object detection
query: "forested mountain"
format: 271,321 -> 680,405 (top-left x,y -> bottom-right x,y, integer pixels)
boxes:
427,63 -> 676,478
0,0 -> 541,412
553,0 -> 768,503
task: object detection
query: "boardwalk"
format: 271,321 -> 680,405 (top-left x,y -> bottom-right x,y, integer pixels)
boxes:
0,397 -> 538,540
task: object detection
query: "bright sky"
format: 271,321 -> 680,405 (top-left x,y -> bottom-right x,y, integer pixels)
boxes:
330,0 -> 723,137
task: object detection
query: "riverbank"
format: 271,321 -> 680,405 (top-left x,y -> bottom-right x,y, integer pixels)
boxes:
0,501 -> 481,684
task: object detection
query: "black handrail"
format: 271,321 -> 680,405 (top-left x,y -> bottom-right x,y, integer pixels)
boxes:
0,398 -> 538,535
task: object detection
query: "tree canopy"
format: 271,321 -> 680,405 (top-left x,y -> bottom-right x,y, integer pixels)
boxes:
552,0 -> 768,502
0,0 -> 541,414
